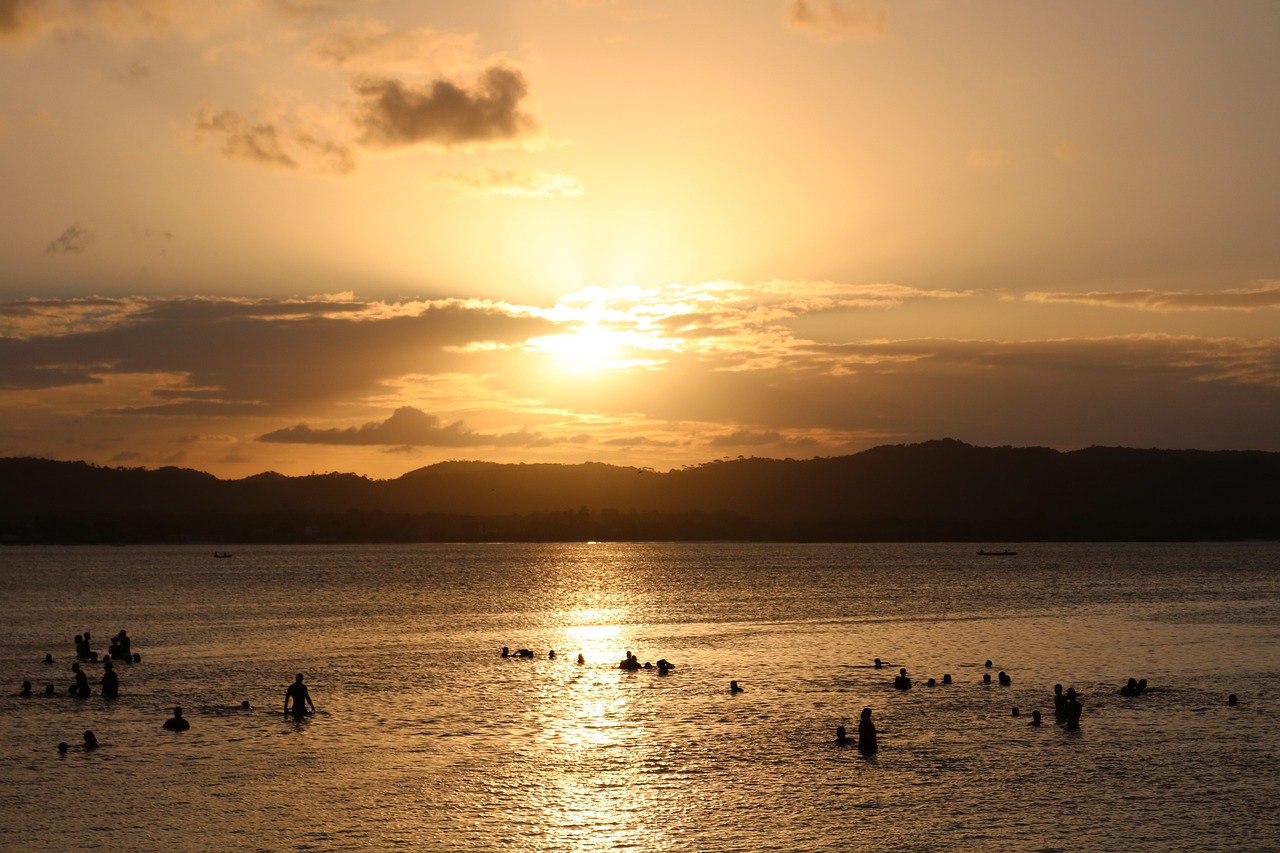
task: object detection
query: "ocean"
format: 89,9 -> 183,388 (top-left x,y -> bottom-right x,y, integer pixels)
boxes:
1,542 -> 1277,852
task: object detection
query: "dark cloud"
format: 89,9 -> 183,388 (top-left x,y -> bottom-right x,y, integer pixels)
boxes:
0,296 -> 556,412
0,0 -> 45,41
354,66 -> 537,149
260,406 -> 551,447
45,224 -> 94,254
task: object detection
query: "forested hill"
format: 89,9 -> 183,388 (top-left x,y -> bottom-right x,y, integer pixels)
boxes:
2,439 -> 1277,543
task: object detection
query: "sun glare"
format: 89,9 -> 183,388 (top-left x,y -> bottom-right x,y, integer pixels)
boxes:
529,324 -> 625,374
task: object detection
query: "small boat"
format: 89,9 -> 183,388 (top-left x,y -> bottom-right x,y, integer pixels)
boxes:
213,551 -> 233,558
976,549 -> 1018,556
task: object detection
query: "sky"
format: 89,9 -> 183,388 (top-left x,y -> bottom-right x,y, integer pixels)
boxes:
2,0 -> 1279,480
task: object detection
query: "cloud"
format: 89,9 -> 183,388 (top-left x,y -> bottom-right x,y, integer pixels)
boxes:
0,295 -> 556,411
354,66 -> 538,149
45,224 -> 94,254
259,405 -> 551,447
430,168 -> 584,199
193,106 -> 356,174
1026,284 -> 1280,312
308,20 -> 481,75
0,0 -> 49,42
786,0 -> 888,43
193,107 -> 299,170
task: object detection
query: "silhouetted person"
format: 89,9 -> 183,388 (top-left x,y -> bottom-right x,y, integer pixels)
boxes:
1228,694 -> 1238,706
576,654 -> 585,665
1120,677 -> 1140,696
942,674 -> 952,685
82,730 -> 99,750
873,658 -> 883,668
548,650 -> 556,659
835,725 -> 855,745
619,652 -> 641,671
983,673 -> 992,684
1011,707 -> 1020,717
657,659 -> 673,675
926,678 -> 936,687
517,649 -> 535,659
163,707 -> 190,731
71,663 -> 90,698
241,700 -> 253,710
111,630 -> 131,661
1053,684 -> 1067,720
57,742 -> 68,754
729,680 -> 743,693
44,683 -> 55,696
44,653 -> 53,664
1136,678 -> 1148,694
1064,688 -> 1082,730
998,671 -> 1011,686
857,707 -> 878,754
284,673 -> 314,717
101,661 -> 119,699
1028,710 -> 1042,727
985,660 -> 993,668
893,668 -> 912,690
501,646 -> 510,657
20,680 -> 32,697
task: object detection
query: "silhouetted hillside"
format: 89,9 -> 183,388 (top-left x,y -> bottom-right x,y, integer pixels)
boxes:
2,439 -> 1277,543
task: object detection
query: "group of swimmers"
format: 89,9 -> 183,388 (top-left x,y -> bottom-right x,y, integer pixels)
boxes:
23,627 -> 319,751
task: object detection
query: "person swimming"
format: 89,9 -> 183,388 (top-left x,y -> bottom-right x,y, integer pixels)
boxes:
163,706 -> 191,731
857,708 -> 878,753
619,651 -> 641,671
44,683 -> 55,696
835,725 -> 855,745
241,700 -> 253,710
730,680 -> 743,693
656,659 -> 673,675
501,646 -> 510,658
44,653 -> 54,664
57,741 -> 69,754
985,659 -> 993,668
942,674 -> 952,685
1228,694 -> 1239,706
998,671 -> 1011,686
1120,677 -> 1140,696
1011,707 -> 1020,717
983,673 -> 992,684
20,680 -> 32,697
576,653 -> 585,665
1028,710 -> 1043,727
1053,684 -> 1067,720
873,658 -> 883,668
82,731 -> 99,750
893,668 -> 912,690
926,678 -> 936,687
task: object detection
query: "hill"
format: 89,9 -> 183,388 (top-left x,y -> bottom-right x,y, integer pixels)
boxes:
1,439 -> 1276,543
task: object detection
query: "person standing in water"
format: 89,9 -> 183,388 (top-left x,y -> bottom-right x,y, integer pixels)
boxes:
857,707 -> 878,754
284,673 -> 315,717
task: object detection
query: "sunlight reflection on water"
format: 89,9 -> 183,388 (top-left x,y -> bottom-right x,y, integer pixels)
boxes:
0,542 -> 1277,851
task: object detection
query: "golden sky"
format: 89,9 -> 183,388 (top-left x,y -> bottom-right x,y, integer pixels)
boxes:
2,0 -> 1279,479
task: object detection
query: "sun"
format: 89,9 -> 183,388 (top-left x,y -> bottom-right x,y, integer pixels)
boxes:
529,324 -> 625,374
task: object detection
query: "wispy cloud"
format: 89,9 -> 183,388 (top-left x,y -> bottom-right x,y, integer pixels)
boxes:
45,223 -> 94,254
260,405 -> 552,447
430,168 -> 584,199
786,0 -> 888,43
307,20 -> 481,75
1026,284 -> 1280,312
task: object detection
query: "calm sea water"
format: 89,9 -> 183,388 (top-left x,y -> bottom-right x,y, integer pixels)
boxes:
1,542 -> 1277,852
